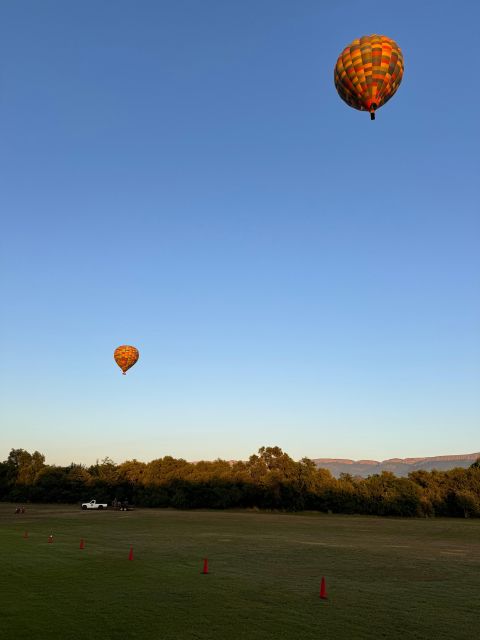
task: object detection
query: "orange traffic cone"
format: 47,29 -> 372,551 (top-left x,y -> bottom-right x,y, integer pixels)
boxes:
202,558 -> 209,574
48,535 -> 53,544
320,576 -> 327,599
128,546 -> 134,561
80,538 -> 85,549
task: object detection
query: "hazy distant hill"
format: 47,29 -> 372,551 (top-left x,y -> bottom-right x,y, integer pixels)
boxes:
312,452 -> 480,478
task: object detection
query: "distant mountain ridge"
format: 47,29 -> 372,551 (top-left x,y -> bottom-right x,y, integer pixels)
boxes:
313,452 -> 480,478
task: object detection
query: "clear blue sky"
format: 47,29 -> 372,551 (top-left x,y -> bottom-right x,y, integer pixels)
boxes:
1,0 -> 479,466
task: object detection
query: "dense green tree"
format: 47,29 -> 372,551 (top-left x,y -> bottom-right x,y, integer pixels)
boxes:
89,457 -> 119,484
1,446 -> 479,518
0,461 -> 10,498
6,448 -> 45,485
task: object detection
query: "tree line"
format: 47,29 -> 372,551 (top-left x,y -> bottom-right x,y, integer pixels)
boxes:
1,446 -> 479,517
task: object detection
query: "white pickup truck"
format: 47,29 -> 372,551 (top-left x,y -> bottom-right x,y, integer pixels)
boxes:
81,499 -> 108,510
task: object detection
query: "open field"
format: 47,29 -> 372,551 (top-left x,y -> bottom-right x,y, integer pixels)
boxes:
1,504 -> 479,639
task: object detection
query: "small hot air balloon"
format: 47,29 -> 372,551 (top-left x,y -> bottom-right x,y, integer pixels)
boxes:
114,345 -> 139,375
334,34 -> 404,120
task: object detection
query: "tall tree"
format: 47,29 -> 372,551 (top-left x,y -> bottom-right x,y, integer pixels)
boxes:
6,448 -> 45,485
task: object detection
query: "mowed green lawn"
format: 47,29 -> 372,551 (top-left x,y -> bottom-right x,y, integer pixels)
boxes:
1,504 -> 479,640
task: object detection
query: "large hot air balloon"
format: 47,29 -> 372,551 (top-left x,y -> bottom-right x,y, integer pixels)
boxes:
334,34 -> 404,120
114,345 -> 139,375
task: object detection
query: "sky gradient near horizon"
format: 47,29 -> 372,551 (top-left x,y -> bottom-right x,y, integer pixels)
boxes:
1,0 -> 479,466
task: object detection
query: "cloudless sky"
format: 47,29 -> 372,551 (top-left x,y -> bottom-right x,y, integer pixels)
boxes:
1,0 -> 479,466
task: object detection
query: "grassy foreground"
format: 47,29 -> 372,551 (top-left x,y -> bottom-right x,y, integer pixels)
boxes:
1,504 -> 479,639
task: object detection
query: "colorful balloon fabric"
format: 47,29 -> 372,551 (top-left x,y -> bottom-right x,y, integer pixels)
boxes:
114,345 -> 139,375
334,34 -> 404,120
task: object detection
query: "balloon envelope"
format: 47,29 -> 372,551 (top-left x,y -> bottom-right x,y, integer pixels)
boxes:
114,345 -> 139,375
334,34 -> 404,119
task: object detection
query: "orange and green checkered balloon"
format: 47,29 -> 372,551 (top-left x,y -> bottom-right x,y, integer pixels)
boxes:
114,345 -> 139,375
334,35 -> 404,120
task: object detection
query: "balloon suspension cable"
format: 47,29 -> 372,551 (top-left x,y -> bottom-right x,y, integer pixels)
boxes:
370,103 -> 377,121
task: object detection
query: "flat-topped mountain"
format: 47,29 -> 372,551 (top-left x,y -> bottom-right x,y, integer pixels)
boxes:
313,452 -> 480,478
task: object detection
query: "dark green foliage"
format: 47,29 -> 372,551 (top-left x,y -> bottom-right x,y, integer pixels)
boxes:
1,446 -> 479,517
470,457 -> 480,470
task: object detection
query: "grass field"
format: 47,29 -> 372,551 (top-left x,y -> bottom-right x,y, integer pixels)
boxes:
1,504 -> 479,639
